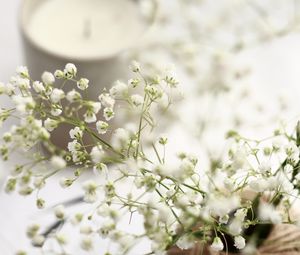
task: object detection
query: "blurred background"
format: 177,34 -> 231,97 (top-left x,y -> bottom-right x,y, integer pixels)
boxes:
2,0 -> 300,254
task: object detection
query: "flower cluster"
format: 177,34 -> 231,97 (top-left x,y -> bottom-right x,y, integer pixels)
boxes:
1,63 -> 300,255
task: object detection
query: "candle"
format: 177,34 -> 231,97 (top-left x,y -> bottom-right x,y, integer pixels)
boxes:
20,0 -> 150,99
25,0 -> 146,60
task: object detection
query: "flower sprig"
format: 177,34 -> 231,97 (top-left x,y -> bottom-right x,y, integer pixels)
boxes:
1,63 -> 300,255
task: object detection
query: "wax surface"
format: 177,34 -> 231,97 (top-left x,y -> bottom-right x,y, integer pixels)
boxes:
26,0 -> 146,59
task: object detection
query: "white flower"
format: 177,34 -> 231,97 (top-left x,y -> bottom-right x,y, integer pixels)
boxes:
90,145 -> 105,163
119,235 -> 135,251
176,235 -> 195,250
54,204 -> 65,219
50,156 -> 66,169
157,204 -> 170,223
96,121 -> 109,134
41,71 -> 55,84
258,203 -> 282,224
68,140 -> 81,152
258,160 -> 271,174
54,70 -> 64,78
15,77 -> 30,90
211,237 -> 224,251
234,208 -> 247,221
32,235 -> 45,247
0,82 -> 5,94
234,236 -> 246,249
64,63 -> 77,78
77,78 -> 89,90
112,128 -> 130,150
80,237 -> 93,251
91,102 -> 101,113
82,180 -> 98,203
228,219 -> 242,236
80,225 -> 93,235
131,94 -> 144,107
16,66 -> 29,78
4,83 -> 15,95
66,89 -> 81,102
99,93 -> 115,108
130,60 -> 141,72
50,88 -> 65,103
44,118 -> 58,132
109,80 -> 128,97
69,127 -> 82,139
32,81 -> 45,93
84,111 -> 97,123
103,107 -> 114,121
59,177 -> 73,188
249,178 -> 269,192
12,95 -> 35,114
51,107 -> 62,116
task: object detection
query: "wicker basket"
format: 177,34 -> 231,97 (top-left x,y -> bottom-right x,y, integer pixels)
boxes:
168,224 -> 300,255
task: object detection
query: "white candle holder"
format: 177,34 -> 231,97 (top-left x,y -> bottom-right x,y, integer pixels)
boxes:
19,0 -> 156,100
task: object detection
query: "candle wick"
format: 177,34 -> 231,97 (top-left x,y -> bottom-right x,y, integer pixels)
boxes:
83,18 -> 91,39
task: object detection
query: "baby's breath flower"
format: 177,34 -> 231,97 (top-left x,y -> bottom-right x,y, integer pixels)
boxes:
50,105 -> 62,116
26,224 -> 40,238
159,136 -> 168,145
131,94 -> 144,107
77,78 -> 89,90
66,89 -> 81,102
211,237 -> 224,251
90,145 -> 105,163
54,70 -> 64,79
16,251 -> 27,255
91,102 -> 101,113
80,225 -> 93,235
15,77 -> 31,90
128,78 -> 140,88
99,93 -> 115,108
64,63 -> 77,79
0,82 -> 5,94
32,81 -> 45,93
96,120 -> 109,134
50,156 -> 67,169
54,204 -> 65,219
16,66 -> 29,78
68,140 -> 81,152
111,128 -> 130,150
41,71 -> 55,84
130,60 -> 141,72
33,177 -> 45,189
69,126 -> 83,139
80,236 -> 93,251
82,180 -> 98,203
12,95 -> 35,114
50,88 -> 65,103
84,111 -> 97,123
4,83 -> 15,96
59,177 -> 74,188
234,236 -> 246,249
55,233 -> 68,245
44,118 -> 58,132
31,235 -> 45,247
103,107 -> 115,121
109,80 -> 128,98
36,198 -> 45,209
70,213 -> 83,225
5,177 -> 17,193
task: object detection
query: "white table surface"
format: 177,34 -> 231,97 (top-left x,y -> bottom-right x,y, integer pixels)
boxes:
2,1 -> 300,255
